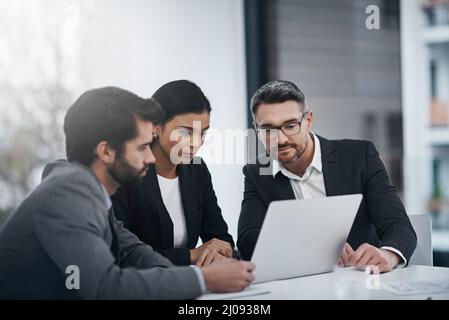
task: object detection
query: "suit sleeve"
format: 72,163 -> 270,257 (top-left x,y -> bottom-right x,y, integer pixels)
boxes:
113,215 -> 175,269
364,141 -> 417,263
237,166 -> 268,261
33,175 -> 202,300
154,248 -> 191,266
199,161 -> 234,248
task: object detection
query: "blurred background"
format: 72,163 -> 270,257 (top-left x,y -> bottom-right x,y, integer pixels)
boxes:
0,0 -> 448,266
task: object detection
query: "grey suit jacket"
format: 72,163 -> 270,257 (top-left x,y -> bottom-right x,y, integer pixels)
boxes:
0,160 -> 202,299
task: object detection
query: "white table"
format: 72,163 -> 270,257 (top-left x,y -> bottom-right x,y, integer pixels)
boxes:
200,265 -> 449,300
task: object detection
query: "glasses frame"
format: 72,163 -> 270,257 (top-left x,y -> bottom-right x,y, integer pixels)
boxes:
255,112 -> 308,139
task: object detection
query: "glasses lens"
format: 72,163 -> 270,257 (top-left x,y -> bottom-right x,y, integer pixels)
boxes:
281,123 -> 300,136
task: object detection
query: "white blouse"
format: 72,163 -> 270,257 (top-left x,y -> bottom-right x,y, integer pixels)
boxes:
157,175 -> 188,248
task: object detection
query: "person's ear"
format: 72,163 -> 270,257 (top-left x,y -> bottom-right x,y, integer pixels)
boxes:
151,125 -> 161,146
253,121 -> 261,136
306,110 -> 313,130
253,120 -> 270,155
153,124 -> 162,135
95,141 -> 116,165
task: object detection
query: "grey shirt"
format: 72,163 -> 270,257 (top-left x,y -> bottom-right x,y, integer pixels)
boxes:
0,160 -> 202,299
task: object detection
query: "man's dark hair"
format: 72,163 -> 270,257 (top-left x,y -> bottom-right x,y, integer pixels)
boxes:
152,80 -> 211,123
64,86 -> 164,166
250,80 -> 307,116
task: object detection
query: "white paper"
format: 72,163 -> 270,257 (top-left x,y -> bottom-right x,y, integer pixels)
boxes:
382,279 -> 449,296
197,287 -> 271,300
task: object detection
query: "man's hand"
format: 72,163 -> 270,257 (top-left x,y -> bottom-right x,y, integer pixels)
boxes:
201,259 -> 256,292
338,242 -> 355,267
190,238 -> 233,266
195,248 -> 227,266
348,243 -> 400,273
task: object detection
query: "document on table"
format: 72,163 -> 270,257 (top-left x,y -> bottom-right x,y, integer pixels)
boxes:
382,279 -> 449,296
198,286 -> 271,300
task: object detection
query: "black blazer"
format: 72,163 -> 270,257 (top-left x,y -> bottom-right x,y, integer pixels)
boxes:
237,135 -> 417,262
112,158 -> 234,266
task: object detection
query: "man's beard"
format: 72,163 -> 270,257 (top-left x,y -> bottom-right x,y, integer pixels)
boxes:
108,154 -> 148,187
278,138 -> 308,164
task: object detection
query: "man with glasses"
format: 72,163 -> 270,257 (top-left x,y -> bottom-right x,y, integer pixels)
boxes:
237,80 -> 416,274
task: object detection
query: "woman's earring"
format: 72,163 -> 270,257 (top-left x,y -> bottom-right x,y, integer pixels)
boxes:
152,133 -> 158,139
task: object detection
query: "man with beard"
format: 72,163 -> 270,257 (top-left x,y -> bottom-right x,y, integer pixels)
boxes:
0,87 -> 255,299
237,80 -> 416,274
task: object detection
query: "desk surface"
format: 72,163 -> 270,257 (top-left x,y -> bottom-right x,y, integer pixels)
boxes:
200,265 -> 449,300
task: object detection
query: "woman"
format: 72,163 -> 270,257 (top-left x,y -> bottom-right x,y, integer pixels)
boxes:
112,80 -> 234,266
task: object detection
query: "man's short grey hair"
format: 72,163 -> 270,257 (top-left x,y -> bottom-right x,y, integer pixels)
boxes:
250,80 -> 309,117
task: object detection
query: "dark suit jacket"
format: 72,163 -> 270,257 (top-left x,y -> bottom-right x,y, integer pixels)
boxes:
0,160 -> 202,300
112,158 -> 234,266
237,135 -> 417,262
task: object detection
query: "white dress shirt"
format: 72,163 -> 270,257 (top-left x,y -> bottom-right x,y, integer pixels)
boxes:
272,132 -> 406,266
157,175 -> 188,248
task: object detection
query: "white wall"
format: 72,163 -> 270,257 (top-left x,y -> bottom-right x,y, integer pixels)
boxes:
78,0 -> 247,240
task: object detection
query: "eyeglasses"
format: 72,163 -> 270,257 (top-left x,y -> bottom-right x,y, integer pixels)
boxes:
255,112 -> 307,140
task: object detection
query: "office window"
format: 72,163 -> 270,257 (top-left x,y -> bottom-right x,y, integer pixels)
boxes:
263,0 -> 403,192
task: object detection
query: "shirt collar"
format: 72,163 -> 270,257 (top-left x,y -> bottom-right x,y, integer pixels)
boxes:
101,185 -> 112,210
272,132 -> 322,179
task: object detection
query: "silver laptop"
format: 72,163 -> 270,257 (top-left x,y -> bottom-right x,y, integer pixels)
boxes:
251,194 -> 362,283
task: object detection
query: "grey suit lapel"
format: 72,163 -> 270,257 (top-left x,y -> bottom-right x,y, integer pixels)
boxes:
108,207 -> 121,265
